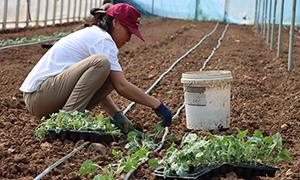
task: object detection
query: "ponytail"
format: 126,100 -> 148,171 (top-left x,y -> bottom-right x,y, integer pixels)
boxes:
88,7 -> 114,35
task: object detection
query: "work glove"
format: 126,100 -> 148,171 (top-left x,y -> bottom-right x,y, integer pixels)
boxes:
112,111 -> 135,134
154,103 -> 172,127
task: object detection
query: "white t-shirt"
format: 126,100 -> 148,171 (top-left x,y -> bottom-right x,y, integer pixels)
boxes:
20,25 -> 122,93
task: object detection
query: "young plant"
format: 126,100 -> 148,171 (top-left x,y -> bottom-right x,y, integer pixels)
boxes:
0,31 -> 72,47
160,130 -> 292,176
79,124 -> 165,178
34,110 -> 121,140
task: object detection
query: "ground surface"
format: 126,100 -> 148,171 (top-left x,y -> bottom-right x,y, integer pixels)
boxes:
0,18 -> 299,180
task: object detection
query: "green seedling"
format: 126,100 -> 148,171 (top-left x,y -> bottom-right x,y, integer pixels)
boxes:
0,31 -> 72,47
160,129 -> 292,176
79,123 -> 167,178
34,110 -> 121,140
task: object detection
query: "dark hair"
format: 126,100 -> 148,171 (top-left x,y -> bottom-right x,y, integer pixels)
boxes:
89,8 -> 114,35
103,0 -> 112,4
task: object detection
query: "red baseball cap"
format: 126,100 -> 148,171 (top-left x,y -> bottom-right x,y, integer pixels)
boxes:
106,3 -> 144,41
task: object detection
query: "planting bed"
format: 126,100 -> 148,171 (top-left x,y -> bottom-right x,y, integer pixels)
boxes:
0,18 -> 299,179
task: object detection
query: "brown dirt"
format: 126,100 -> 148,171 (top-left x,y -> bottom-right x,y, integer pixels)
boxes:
0,18 -> 299,180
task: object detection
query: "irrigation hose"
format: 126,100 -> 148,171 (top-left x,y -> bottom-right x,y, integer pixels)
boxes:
172,103 -> 185,120
34,141 -> 90,180
200,24 -> 230,71
124,23 -> 231,180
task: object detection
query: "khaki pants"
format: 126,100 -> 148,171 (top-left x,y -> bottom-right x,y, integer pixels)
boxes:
23,55 -> 113,118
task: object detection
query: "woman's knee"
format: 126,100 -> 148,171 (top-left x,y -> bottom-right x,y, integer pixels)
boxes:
90,55 -> 111,72
99,57 -> 111,75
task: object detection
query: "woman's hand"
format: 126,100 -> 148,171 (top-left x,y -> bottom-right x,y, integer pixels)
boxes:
154,102 -> 172,127
112,111 -> 133,133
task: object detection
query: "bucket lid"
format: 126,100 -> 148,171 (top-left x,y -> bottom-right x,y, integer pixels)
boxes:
181,71 -> 232,83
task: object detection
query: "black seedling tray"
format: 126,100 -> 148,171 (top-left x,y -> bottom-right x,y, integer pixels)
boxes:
40,43 -> 53,49
154,164 -> 230,180
46,129 -> 119,144
154,163 -> 278,179
231,163 -> 278,179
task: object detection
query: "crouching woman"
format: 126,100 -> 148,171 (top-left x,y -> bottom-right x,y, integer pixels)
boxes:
20,3 -> 172,133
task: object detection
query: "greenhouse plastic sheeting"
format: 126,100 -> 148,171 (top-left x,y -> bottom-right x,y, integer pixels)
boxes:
114,0 -> 196,18
114,0 -> 300,25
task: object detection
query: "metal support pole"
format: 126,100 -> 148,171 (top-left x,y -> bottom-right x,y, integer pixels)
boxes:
0,10 -> 5,29
264,0 -> 268,38
254,0 -> 258,27
195,0 -> 199,20
79,0 -> 82,21
224,0 -> 228,23
262,0 -> 266,36
152,0 -> 154,15
3,0 -> 8,30
67,0 -> 71,22
277,0 -> 285,57
60,0 -> 64,24
53,0 -> 57,25
26,0 -> 31,27
265,0 -> 269,40
288,0 -> 297,72
270,0 -> 276,50
44,0 -> 49,26
260,0 -> 263,33
73,0 -> 77,22
90,0 -> 93,11
36,0 -> 41,26
2,0 -> 8,30
15,0 -> 21,29
267,0 -> 272,44
257,0 -> 261,32
84,0 -> 88,19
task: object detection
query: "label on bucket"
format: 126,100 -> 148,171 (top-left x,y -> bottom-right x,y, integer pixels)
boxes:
184,87 -> 206,106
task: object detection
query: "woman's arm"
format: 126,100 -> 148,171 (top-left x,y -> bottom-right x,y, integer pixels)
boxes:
110,71 -> 161,109
99,95 -> 120,116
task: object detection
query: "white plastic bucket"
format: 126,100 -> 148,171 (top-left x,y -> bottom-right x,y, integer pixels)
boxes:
181,71 -> 233,130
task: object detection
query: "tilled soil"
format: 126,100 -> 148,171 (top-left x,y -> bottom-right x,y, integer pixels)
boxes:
0,18 -> 299,180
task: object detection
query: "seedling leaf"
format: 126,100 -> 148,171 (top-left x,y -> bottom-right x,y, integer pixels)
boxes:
80,160 -> 98,175
148,159 -> 159,169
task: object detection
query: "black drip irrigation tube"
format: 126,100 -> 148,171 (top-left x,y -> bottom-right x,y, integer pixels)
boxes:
34,22 -> 223,179
34,142 -> 90,180
124,23 -> 230,180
